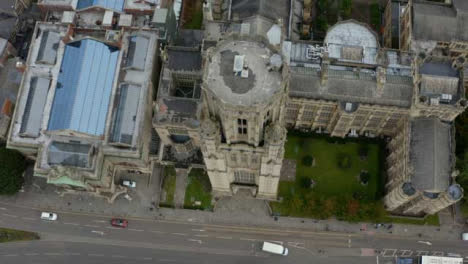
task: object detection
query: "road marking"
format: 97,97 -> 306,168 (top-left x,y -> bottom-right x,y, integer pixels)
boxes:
150,230 -> 166,234
287,242 -> 305,249
88,253 -> 104,257
129,228 -> 144,232
188,239 -> 203,244
21,217 -> 35,221
432,251 -> 444,256
159,259 -> 176,262
64,222 -> 79,226
172,233 -> 187,236
85,224 -> 99,228
0,207 -> 6,210
401,250 -> 413,257
417,241 -> 432,246
44,253 -> 62,256
191,229 -> 205,232
416,251 -> 429,256
70,253 -> 81,256
112,255 -> 126,258
216,236 -> 232,240
382,249 -> 397,257
106,226 -> 120,230
240,238 -> 256,241
143,257 -> 153,260
91,230 -> 104,235
348,239 -> 352,248
24,253 -> 39,256
4,254 -> 18,257
93,220 -> 106,223
194,234 -> 208,237
376,256 -> 379,264
2,213 -> 17,218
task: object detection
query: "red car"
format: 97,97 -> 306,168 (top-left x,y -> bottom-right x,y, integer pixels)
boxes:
111,218 -> 128,228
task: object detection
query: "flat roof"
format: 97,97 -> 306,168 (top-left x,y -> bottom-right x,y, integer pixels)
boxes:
77,0 -> 124,12
47,38 -> 119,136
126,36 -> 149,71
205,40 -> 282,106
110,84 -> 140,145
20,77 -> 50,137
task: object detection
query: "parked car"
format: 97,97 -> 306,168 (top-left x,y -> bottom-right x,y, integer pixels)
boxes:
462,233 -> 468,241
111,218 -> 128,228
262,241 -> 288,256
40,212 -> 58,221
121,180 -> 136,188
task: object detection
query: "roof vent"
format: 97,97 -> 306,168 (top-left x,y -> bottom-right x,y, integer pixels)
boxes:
233,55 -> 244,75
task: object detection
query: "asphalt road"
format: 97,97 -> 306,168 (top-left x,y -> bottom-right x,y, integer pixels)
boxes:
0,202 -> 466,264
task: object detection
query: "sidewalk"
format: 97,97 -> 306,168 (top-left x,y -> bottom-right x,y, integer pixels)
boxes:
0,170 -> 464,242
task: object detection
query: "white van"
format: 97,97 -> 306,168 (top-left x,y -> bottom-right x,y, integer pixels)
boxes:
262,242 -> 288,256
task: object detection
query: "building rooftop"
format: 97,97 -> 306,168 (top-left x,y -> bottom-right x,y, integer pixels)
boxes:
47,38 -> 119,136
410,118 -> 451,193
125,35 -> 149,71
47,141 -> 92,168
230,0 -> 290,23
77,0 -> 124,12
36,30 -> 61,65
110,83 -> 141,145
0,14 -> 16,40
205,40 -> 282,106
412,0 -> 468,42
167,47 -> 202,71
289,66 -> 413,107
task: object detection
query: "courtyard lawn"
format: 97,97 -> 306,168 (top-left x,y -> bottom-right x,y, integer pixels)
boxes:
160,166 -> 176,207
0,228 -> 39,243
271,132 -> 386,222
184,169 -> 213,210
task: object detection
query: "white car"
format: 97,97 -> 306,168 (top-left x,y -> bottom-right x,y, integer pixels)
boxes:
462,233 -> 468,241
40,212 -> 57,221
122,180 -> 136,188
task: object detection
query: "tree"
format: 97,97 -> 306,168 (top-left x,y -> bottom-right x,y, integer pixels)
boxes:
299,177 -> 312,189
340,0 -> 352,19
0,147 -> 26,195
360,171 -> 370,185
347,199 -> 360,218
370,0 -> 381,30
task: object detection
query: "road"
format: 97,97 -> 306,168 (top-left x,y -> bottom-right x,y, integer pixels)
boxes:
0,202 -> 466,264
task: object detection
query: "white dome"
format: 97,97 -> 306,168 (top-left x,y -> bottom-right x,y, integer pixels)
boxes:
325,21 -> 378,49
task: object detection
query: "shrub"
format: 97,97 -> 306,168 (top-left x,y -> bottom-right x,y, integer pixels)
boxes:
0,147 -> 26,195
346,199 -> 360,219
337,153 -> 352,169
302,155 -> 314,167
360,171 -> 370,184
370,0 -> 381,29
340,0 -> 352,19
299,177 -> 312,189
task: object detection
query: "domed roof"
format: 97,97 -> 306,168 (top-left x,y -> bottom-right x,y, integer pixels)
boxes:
324,20 -> 378,49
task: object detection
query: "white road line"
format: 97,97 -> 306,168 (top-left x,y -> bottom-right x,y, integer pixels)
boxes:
191,229 -> 205,232
64,222 -> 79,226
70,253 -> 81,256
85,225 -> 99,228
91,230 -> 104,236
2,213 -> 17,218
21,217 -> 35,221
112,255 -> 126,258
128,229 -> 144,232
188,239 -> 203,244
432,251 -> 444,256
416,251 -> 429,256
44,253 -> 62,256
287,242 -> 305,249
240,238 -> 256,241
348,239 -> 352,248
159,259 -> 176,262
142,257 -> 153,260
106,226 -> 120,230
3,254 -> 18,257
400,250 -> 413,257
88,254 -> 104,257
382,249 -> 397,257
172,233 -> 187,236
216,236 -> 232,240
150,230 -> 166,234
24,253 -> 39,256
92,220 -> 106,223
194,234 -> 208,237
0,207 -> 6,210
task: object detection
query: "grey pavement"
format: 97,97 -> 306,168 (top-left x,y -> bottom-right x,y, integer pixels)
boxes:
174,168 -> 188,208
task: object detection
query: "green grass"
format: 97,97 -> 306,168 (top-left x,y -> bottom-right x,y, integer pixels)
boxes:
184,169 -> 213,210
383,214 -> 440,226
160,166 -> 176,207
0,228 -> 39,243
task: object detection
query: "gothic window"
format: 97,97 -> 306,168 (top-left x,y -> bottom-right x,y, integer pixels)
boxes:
234,171 -> 255,184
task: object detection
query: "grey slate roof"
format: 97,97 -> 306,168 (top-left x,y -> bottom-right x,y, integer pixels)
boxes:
409,118 -> 452,192
0,0 -> 16,16
230,0 -> 290,22
175,29 -> 203,48
412,1 -> 468,42
0,14 -> 16,39
36,31 -> 61,65
289,67 -> 413,107
20,77 -> 50,137
126,36 -> 149,71
167,48 -> 202,71
110,84 -> 141,145
420,61 -> 458,77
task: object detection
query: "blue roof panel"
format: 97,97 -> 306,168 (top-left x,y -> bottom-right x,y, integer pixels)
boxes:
48,39 -> 120,136
77,0 -> 125,12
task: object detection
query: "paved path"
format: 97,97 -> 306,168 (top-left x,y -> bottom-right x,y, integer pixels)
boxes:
174,168 -> 188,208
